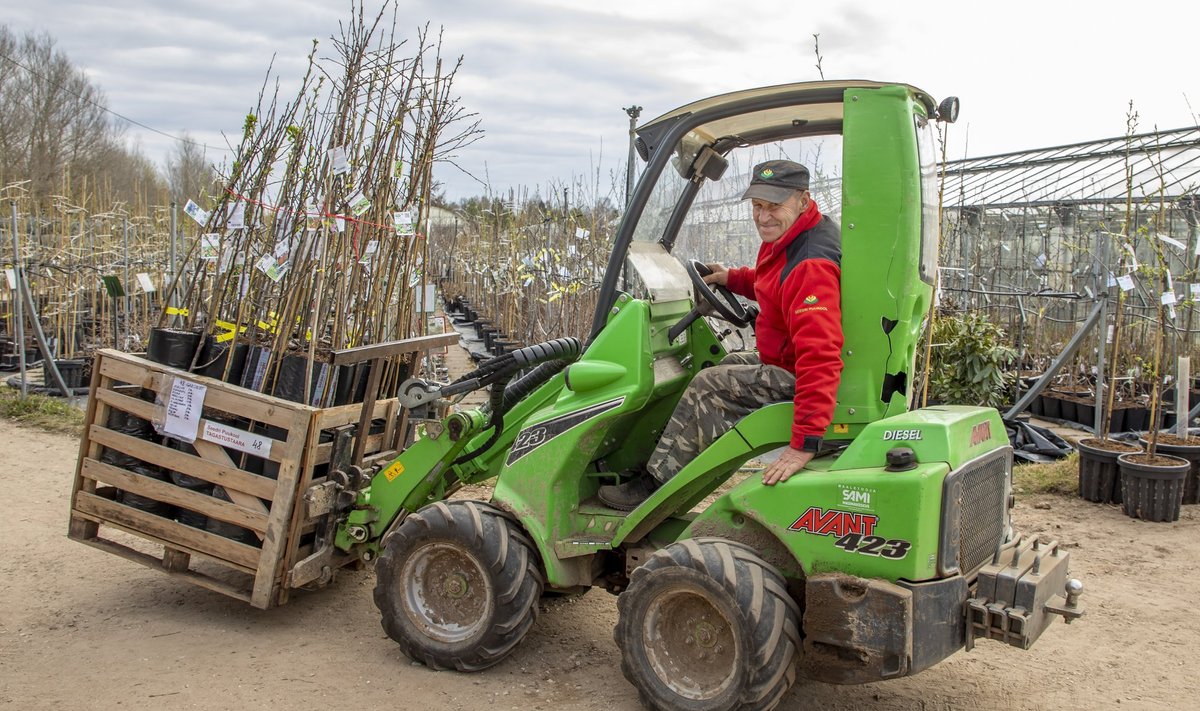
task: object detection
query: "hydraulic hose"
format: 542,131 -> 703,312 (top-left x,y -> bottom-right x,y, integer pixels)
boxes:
449,337 -> 582,466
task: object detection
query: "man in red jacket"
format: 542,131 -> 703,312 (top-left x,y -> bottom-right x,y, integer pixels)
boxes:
599,160 -> 843,511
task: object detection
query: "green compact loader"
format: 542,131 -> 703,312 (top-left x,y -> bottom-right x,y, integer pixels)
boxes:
320,81 -> 1083,710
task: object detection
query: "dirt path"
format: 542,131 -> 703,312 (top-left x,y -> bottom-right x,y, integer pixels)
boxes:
1,418 -> 1196,710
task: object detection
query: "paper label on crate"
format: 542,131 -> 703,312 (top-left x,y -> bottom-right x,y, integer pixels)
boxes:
201,420 -> 272,458
1117,274 -> 1135,292
1162,291 -> 1178,306
136,272 -> 155,293
4,268 -> 15,290
163,379 -> 207,442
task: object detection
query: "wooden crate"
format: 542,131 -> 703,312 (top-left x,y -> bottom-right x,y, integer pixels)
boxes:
67,348 -> 418,608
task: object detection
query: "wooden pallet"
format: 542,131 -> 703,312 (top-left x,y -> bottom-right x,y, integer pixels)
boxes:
68,335 -> 457,608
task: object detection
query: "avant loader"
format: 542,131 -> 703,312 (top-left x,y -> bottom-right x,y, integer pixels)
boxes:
70,81 -> 1084,711
323,81 -> 1084,710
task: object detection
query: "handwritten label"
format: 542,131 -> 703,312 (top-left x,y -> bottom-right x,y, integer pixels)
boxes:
202,420 -> 272,458
163,379 -> 207,442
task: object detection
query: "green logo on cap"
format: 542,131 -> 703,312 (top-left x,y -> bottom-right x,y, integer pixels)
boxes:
759,168 -> 774,179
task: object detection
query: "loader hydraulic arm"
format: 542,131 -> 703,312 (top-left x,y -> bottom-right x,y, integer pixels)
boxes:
333,338 -> 582,552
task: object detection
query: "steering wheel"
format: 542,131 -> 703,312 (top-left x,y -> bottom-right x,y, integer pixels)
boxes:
666,260 -> 751,343
686,260 -> 750,326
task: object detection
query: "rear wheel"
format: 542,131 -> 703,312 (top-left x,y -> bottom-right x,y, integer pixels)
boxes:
374,500 -> 543,671
615,538 -> 801,711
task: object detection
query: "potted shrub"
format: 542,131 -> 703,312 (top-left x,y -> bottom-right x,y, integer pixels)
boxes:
1115,116 -> 1189,521
926,311 -> 1017,409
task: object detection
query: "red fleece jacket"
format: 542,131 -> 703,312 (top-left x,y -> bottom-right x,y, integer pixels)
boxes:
725,200 -> 843,450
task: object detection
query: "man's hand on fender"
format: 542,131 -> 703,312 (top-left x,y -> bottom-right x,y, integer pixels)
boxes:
762,447 -> 813,486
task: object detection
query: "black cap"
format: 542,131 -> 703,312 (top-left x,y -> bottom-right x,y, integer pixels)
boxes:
741,160 -> 810,203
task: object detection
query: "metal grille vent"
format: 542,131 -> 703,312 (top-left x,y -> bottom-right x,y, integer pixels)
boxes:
942,447 -> 1011,575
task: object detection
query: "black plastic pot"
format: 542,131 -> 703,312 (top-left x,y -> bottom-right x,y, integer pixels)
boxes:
1074,400 -> 1096,428
1059,397 -> 1078,424
147,328 -> 203,369
1118,452 -> 1188,522
1125,407 -> 1149,432
44,359 -> 90,389
1042,395 -> 1063,420
1139,437 -> 1200,505
1077,438 -> 1140,504
196,337 -> 250,383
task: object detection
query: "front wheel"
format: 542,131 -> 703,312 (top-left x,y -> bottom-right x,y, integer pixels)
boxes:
615,538 -> 801,711
373,500 -> 544,671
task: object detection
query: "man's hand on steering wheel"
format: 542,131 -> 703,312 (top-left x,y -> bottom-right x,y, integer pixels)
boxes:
701,263 -> 729,287
685,260 -> 749,327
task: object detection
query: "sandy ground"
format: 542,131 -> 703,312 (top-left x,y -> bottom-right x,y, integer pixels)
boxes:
1,418 -> 1198,710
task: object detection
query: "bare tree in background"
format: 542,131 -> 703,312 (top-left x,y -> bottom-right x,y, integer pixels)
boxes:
0,25 -> 165,203
165,131 -> 216,203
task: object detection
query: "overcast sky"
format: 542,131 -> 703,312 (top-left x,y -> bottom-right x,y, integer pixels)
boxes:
4,0 -> 1198,203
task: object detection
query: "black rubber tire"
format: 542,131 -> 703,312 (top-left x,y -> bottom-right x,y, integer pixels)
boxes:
374,500 -> 544,671
615,538 -> 801,711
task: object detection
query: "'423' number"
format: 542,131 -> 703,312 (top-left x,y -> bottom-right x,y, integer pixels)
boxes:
833,533 -> 911,560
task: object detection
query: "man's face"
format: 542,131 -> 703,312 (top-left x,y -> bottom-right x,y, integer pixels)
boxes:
751,191 -> 808,243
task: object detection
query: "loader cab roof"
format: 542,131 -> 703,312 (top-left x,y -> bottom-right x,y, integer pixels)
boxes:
633,80 -> 937,159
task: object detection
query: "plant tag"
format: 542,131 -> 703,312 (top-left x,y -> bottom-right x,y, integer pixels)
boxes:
347,191 -> 371,216
136,273 -> 155,292
200,233 -> 221,260
1159,233 -> 1186,250
393,210 -> 415,235
328,146 -> 350,175
1106,272 -> 1117,288
1034,253 -> 1047,269
226,202 -> 245,229
255,254 -> 288,282
1117,275 -> 1135,292
575,228 -> 589,240
184,199 -> 210,226
1191,283 -> 1200,298
1162,291 -> 1178,305
3,268 -> 16,289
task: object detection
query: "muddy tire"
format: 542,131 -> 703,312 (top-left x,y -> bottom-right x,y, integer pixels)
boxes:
374,500 -> 543,671
615,538 -> 801,711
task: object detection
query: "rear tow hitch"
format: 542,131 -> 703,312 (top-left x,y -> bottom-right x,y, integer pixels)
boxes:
966,534 -> 1084,651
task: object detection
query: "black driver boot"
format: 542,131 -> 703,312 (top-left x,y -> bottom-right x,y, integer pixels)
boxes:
598,474 -> 662,511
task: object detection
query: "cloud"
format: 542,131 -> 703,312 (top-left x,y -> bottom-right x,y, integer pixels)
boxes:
5,0 -> 1199,201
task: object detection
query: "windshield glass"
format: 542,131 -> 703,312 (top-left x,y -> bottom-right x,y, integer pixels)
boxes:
667,136 -> 843,267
